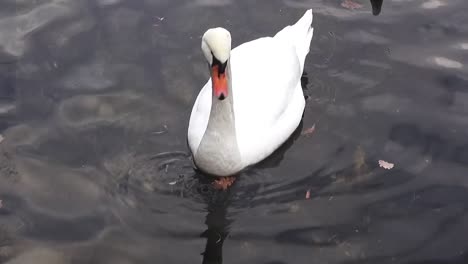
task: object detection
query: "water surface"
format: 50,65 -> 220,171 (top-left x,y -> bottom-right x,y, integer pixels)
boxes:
1,0 -> 468,263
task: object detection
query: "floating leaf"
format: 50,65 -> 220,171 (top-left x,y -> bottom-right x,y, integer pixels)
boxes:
378,160 -> 394,170
341,0 -> 363,10
301,124 -> 316,136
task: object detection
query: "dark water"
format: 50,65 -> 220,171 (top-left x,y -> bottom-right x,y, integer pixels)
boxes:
1,0 -> 468,263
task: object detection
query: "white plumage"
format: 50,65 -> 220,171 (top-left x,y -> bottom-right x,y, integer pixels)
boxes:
188,9 -> 314,176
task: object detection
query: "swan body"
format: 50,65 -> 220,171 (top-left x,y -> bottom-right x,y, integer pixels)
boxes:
188,9 -> 314,176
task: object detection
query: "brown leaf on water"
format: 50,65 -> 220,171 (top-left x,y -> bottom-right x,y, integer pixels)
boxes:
341,0 -> 363,10
353,145 -> 368,175
301,124 -> 316,136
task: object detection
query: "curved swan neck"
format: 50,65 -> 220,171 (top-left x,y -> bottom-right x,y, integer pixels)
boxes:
207,60 -> 235,131
211,62 -> 234,119
194,62 -> 242,176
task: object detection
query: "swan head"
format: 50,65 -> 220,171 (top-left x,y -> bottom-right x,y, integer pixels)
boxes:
201,27 -> 231,101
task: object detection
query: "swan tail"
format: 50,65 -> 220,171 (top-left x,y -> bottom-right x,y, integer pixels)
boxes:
274,9 -> 314,72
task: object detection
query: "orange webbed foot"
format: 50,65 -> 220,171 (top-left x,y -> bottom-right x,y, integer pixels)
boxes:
212,176 -> 236,190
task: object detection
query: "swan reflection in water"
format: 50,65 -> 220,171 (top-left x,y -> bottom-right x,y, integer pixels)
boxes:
200,190 -> 232,264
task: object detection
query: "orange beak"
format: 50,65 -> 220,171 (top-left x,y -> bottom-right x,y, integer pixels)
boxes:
211,64 -> 228,100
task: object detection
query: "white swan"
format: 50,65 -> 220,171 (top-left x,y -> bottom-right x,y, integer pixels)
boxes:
188,9 -> 314,177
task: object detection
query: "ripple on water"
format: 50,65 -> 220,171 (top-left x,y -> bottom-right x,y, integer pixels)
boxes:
5,248 -> 69,264
13,156 -> 105,217
0,0 -> 78,57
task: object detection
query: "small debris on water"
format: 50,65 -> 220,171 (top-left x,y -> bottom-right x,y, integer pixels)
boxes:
301,124 -> 316,136
0,134 -> 3,143
152,125 -> 168,135
168,181 -> 177,185
215,233 -> 222,244
0,200 -> 3,208
305,189 -> 311,199
378,160 -> 394,170
153,16 -> 165,27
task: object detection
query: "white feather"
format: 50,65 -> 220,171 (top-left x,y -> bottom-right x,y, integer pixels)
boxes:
188,9 -> 314,176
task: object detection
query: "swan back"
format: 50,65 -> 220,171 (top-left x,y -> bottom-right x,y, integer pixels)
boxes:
274,9 -> 314,73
